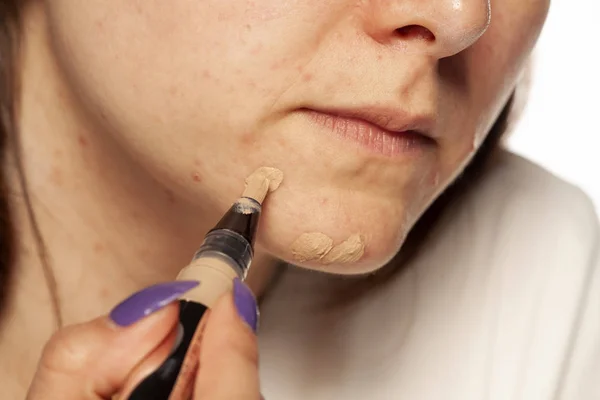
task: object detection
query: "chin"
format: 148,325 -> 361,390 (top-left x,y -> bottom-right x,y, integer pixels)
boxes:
255,181 -> 416,275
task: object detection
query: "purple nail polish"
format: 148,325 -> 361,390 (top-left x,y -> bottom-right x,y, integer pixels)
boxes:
233,278 -> 259,332
109,281 -> 199,327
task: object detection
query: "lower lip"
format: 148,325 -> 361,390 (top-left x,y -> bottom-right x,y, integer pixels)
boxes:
302,110 -> 433,158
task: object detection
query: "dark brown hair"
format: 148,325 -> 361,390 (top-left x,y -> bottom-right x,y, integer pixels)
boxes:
0,0 -> 21,314
0,1 -> 514,314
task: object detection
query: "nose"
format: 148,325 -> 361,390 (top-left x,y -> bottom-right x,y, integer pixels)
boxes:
362,0 -> 491,58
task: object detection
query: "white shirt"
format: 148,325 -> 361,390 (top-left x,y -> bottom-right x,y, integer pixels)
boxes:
259,151 -> 600,399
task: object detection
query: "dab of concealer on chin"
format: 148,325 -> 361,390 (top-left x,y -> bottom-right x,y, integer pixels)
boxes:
290,232 -> 365,265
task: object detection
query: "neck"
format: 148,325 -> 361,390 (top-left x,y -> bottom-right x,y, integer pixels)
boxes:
0,4 -> 277,395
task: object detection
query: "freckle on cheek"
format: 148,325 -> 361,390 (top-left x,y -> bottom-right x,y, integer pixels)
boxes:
78,136 -> 88,147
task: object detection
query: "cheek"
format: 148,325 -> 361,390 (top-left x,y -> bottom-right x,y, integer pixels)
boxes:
44,1 -> 313,191
437,0 -> 549,181
469,0 -> 549,122
45,2 -> 281,120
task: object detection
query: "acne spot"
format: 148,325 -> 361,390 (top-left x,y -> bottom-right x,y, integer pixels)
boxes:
98,287 -> 110,299
275,137 -> 286,147
191,172 -> 202,183
131,211 -> 142,222
429,172 -> 440,186
168,85 -> 179,97
165,189 -> 176,204
377,55 -> 383,61
202,69 -> 212,79
302,73 -> 313,82
93,242 -> 105,254
319,197 -> 329,205
78,136 -> 88,147
240,131 -> 257,147
138,248 -> 151,260
250,43 -> 263,55
270,57 -> 289,71
49,167 -> 63,187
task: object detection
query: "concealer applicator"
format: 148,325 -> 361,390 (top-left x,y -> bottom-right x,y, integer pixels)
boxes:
127,167 -> 283,400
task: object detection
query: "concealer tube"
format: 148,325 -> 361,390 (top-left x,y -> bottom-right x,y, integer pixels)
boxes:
127,197 -> 262,400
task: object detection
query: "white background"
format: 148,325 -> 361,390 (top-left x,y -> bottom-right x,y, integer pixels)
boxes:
508,0 -> 600,210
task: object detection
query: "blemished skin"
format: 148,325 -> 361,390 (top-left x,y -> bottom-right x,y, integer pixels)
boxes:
1,0 -> 551,397
19,0 -> 548,274
2,0 -> 549,388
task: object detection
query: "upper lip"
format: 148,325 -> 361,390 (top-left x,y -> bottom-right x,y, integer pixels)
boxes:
305,105 -> 436,141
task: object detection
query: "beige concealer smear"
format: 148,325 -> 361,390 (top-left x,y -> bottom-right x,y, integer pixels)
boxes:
290,232 -> 334,262
242,166 -> 284,203
291,232 -> 365,264
322,233 -> 365,264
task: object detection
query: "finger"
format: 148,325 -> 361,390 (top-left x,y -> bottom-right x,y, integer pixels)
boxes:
194,278 -> 261,400
26,281 -> 198,400
117,321 -> 180,399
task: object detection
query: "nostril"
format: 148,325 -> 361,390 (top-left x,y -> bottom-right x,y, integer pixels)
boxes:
394,25 -> 435,42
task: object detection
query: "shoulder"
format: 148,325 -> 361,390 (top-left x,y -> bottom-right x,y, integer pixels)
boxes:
432,150 -> 599,311
452,150 -> 599,260
407,151 -> 600,396
485,151 -> 595,213
479,153 -> 600,398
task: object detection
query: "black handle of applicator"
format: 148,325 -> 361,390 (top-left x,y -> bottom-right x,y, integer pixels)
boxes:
126,197 -> 261,400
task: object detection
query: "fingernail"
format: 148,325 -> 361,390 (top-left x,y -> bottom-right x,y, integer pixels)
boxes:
233,278 -> 259,333
109,281 -> 199,327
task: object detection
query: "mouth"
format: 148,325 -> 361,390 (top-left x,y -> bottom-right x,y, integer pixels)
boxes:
299,106 -> 436,158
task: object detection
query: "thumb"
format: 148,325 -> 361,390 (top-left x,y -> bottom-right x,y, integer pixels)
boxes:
194,278 -> 261,400
26,281 -> 199,400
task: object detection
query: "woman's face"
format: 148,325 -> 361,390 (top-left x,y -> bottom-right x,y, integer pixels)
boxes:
44,0 -> 549,273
